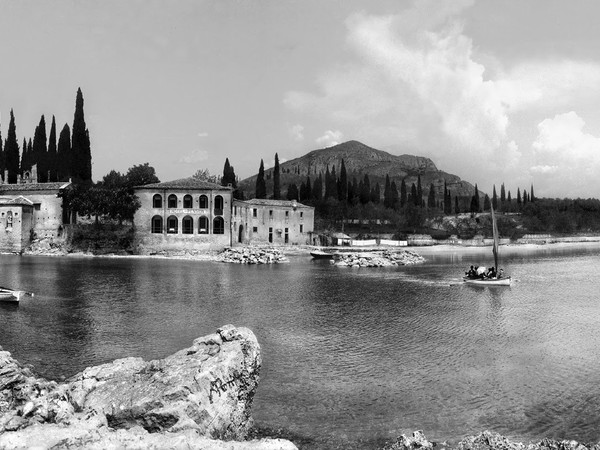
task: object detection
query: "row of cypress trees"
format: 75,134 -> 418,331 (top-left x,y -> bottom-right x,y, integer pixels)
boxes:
0,88 -> 92,184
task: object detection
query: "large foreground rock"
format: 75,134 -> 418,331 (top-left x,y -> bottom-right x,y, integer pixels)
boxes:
0,325 -> 297,449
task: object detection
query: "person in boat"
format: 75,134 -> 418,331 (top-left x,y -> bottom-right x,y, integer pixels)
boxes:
497,268 -> 504,279
486,267 -> 497,279
465,265 -> 476,277
476,266 -> 487,279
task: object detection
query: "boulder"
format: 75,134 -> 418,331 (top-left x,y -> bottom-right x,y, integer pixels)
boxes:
0,326 -> 297,449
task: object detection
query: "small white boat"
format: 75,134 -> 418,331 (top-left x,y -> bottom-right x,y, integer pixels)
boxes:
463,276 -> 511,286
463,204 -> 511,286
0,288 -> 25,303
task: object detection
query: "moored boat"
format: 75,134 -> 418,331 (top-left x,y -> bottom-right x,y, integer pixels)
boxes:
310,249 -> 338,259
0,288 -> 25,303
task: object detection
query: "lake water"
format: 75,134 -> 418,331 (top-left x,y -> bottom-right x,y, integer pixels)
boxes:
1,245 -> 600,449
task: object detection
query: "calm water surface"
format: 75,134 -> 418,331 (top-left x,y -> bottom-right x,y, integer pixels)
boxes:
1,245 -> 600,449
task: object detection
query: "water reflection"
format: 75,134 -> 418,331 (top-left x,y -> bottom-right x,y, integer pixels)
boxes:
1,249 -> 600,448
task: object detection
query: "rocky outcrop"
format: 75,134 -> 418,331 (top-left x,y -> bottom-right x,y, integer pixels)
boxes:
218,247 -> 288,264
383,430 -> 600,450
0,325 -> 297,449
334,250 -> 424,267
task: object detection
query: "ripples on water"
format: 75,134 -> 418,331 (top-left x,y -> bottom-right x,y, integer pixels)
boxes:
2,245 -> 600,449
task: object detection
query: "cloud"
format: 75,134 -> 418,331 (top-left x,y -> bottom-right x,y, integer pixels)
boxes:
531,112 -> 600,196
282,2 -> 600,197
289,124 -> 304,141
178,149 -> 209,164
197,132 -> 209,138
316,130 -> 343,148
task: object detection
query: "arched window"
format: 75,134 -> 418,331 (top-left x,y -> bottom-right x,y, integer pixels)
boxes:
199,195 -> 208,209
214,195 -> 224,215
213,216 -> 224,234
152,194 -> 162,208
167,216 -> 178,234
198,216 -> 209,234
151,216 -> 163,233
183,195 -> 193,209
182,216 -> 194,234
168,194 -> 178,208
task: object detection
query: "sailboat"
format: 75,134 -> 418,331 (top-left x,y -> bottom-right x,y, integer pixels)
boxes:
463,205 -> 511,286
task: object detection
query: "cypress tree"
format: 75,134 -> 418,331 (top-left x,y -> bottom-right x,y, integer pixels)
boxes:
507,191 -> 512,203
4,110 -> 20,183
484,194 -> 491,211
416,175 -> 423,207
517,188 -> 521,205
530,184 -> 535,202
427,183 -> 436,208
411,183 -> 418,206
454,196 -> 459,214
0,128 -> 4,177
72,88 -> 92,182
492,185 -> 498,210
500,183 -> 506,203
384,175 -> 391,208
56,124 -> 71,181
20,138 -> 27,177
324,165 -> 332,199
48,116 -> 57,181
305,175 -> 312,200
221,158 -> 237,188
359,174 -> 370,204
273,153 -> 280,199
339,159 -> 348,202
32,115 -> 48,182
390,181 -> 399,209
400,179 -> 407,207
255,159 -> 267,199
371,182 -> 380,204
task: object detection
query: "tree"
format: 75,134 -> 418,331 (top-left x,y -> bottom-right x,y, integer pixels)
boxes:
483,194 -> 491,211
427,183 -> 436,208
517,188 -> 522,205
48,116 -> 58,181
72,88 -> 92,182
4,110 -> 20,183
56,124 -> 71,181
286,183 -> 299,201
273,153 -> 281,199
416,175 -> 423,207
339,159 -> 348,202
400,179 -> 407,208
125,163 -> 159,187
454,196 -> 459,214
192,168 -> 219,183
359,174 -> 370,204
492,185 -> 498,210
410,183 -> 418,206
500,183 -> 506,203
390,181 -> 399,210
255,159 -> 267,199
384,175 -> 392,208
221,158 -> 237,188
530,184 -> 535,203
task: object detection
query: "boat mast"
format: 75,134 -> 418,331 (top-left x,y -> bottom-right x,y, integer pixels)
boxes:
491,204 -> 499,272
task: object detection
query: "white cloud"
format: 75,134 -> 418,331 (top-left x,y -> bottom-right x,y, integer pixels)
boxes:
531,112 -> 600,196
316,130 -> 343,148
197,132 -> 209,138
178,149 -> 209,164
289,124 -> 304,141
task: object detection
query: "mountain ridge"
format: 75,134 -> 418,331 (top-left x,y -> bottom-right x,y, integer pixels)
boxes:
237,140 -> 476,200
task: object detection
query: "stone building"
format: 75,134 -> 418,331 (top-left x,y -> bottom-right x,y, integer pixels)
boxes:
0,166 -> 71,253
232,198 -> 314,245
133,177 -> 233,253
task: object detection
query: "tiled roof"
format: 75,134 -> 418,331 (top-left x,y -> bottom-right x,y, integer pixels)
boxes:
0,182 -> 71,193
0,196 -> 34,206
235,198 -> 312,208
135,177 -> 231,191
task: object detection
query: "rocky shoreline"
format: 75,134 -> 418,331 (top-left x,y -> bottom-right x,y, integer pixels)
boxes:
0,325 -> 297,449
332,249 -> 425,267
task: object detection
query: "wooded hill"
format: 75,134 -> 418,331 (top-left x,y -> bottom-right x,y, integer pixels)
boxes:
237,140 -> 477,202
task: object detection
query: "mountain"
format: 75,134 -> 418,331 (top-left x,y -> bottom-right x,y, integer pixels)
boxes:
237,140 -> 477,200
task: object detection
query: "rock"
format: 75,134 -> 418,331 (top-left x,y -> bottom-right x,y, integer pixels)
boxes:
0,326 -> 297,449
334,250 -> 424,268
217,246 -> 288,264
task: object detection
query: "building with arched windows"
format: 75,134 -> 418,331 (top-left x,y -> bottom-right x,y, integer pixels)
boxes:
133,177 -> 233,253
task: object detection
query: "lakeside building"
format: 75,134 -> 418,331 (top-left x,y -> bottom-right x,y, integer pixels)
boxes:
0,165 -> 71,253
133,177 -> 233,253
232,198 -> 314,245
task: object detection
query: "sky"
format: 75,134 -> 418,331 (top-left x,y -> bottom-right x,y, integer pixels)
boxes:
1,0 -> 600,198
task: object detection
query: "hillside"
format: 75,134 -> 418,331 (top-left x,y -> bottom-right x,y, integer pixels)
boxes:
237,140 -> 477,200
